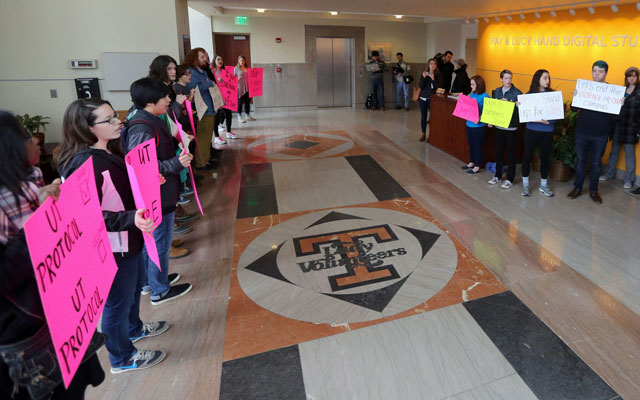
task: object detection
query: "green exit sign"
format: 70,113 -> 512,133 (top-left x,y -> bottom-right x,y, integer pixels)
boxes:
235,16 -> 248,25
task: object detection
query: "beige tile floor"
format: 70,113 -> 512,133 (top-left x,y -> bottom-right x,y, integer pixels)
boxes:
86,108 -> 639,400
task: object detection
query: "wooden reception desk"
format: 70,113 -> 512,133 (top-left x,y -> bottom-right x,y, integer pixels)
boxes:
428,94 -> 524,164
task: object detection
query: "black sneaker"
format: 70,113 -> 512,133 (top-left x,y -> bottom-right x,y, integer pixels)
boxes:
630,187 -> 640,196
151,283 -> 193,305
173,224 -> 192,235
169,273 -> 180,285
175,213 -> 198,223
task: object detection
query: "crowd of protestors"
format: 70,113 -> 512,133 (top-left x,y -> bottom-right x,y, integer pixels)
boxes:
0,48 -> 256,397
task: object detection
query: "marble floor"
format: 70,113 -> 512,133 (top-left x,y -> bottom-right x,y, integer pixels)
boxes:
87,108 -> 639,400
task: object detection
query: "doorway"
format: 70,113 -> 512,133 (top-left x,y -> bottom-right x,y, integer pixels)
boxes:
316,38 -> 353,108
214,34 -> 251,67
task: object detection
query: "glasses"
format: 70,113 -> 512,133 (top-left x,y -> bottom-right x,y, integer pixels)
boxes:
92,113 -> 119,126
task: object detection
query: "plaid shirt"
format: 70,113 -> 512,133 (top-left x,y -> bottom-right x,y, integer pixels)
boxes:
0,167 -> 43,244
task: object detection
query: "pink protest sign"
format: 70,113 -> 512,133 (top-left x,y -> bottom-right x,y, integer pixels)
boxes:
173,117 -> 205,215
219,69 -> 239,111
24,158 -> 118,388
183,100 -> 203,161
225,66 -> 235,76
125,140 -> 163,270
452,94 -> 480,123
248,68 -> 263,97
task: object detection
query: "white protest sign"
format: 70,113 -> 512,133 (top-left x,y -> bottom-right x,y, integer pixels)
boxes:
517,91 -> 564,123
571,79 -> 625,115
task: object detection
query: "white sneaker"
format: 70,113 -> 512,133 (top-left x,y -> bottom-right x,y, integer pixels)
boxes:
488,177 -> 500,185
226,131 -> 238,140
238,115 -> 246,123
247,114 -> 256,121
623,182 -> 632,189
214,137 -> 227,146
500,180 -> 513,189
218,124 -> 225,132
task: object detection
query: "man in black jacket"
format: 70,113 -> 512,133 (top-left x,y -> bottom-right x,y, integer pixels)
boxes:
122,78 -> 193,305
438,51 -> 455,93
567,60 -> 616,204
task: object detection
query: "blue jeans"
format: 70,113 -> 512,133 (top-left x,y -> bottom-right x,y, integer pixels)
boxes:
466,126 -> 486,166
101,253 -> 144,367
371,78 -> 384,108
419,98 -> 430,133
142,211 -> 175,300
396,81 -> 409,108
574,134 -> 609,192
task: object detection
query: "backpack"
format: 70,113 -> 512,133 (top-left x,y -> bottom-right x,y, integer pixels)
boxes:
365,93 -> 373,109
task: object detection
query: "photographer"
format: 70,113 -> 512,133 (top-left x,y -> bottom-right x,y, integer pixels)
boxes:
393,52 -> 412,110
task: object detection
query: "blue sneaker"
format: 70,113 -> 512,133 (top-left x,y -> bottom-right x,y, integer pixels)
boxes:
110,349 -> 166,374
129,321 -> 169,343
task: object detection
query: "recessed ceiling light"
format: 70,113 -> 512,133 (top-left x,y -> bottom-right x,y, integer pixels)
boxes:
395,15 -> 403,19
256,8 -> 265,13
330,11 -> 338,16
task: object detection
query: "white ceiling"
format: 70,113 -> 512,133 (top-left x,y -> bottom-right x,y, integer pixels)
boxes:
189,0 -> 624,19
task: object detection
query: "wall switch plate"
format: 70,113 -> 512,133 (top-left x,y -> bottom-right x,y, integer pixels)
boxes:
50,89 -> 58,98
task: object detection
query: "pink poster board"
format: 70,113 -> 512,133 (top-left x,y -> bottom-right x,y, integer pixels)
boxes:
452,94 -> 480,123
183,100 -> 203,161
225,66 -> 235,76
125,140 -> 162,270
24,158 -> 118,388
248,68 -> 263,98
173,116 -> 204,215
219,69 -> 239,111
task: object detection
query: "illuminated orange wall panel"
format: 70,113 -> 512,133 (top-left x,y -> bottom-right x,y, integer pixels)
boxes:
477,4 -> 640,173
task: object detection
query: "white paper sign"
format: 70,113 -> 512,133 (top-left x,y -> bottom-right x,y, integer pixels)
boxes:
571,79 -> 625,115
517,91 -> 565,123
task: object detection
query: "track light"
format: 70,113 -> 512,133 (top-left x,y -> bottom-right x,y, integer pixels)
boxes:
474,18 -> 479,23
256,8 -> 265,13
535,11 -> 540,18
520,13 -> 525,19
550,10 -> 556,17
506,15 -> 512,21
495,16 -> 500,21
637,2 -> 640,11
395,15 -> 403,19
329,11 -> 338,16
484,17 -> 489,22
611,4 -> 618,12
569,8 -> 576,16
588,4 -> 595,14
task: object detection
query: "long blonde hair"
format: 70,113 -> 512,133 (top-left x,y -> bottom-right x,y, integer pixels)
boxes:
236,55 -> 247,69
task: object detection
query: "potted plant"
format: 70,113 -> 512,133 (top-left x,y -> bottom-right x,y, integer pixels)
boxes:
549,101 -> 578,181
15,114 -> 50,149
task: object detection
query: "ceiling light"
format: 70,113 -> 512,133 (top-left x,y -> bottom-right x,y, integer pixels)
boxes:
495,16 -> 500,21
474,18 -> 480,23
588,4 -> 595,14
329,11 -> 338,16
550,10 -> 556,17
637,2 -> 640,11
507,14 -> 512,20
569,8 -> 576,15
465,18 -> 470,24
520,13 -> 525,19
535,11 -> 541,18
256,8 -> 265,13
395,15 -> 403,19
611,4 -> 618,12
484,17 -> 489,22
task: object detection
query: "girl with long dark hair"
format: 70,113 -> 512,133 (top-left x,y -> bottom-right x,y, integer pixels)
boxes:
235,55 -> 255,122
55,99 -> 168,374
520,69 -> 560,197
418,58 -> 441,142
212,55 -> 237,140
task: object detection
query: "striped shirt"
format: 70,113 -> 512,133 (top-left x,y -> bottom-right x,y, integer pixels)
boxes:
0,167 -> 43,244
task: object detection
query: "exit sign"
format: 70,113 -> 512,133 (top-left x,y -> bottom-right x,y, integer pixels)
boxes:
235,16 -> 248,25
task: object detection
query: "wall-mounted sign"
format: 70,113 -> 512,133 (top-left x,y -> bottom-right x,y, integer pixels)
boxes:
235,16 -> 248,25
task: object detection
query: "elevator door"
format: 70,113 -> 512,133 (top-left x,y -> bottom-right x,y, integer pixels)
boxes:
316,38 -> 353,108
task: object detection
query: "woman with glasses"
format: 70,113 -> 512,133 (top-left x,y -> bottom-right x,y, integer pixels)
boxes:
600,66 -> 640,191
55,99 -> 168,374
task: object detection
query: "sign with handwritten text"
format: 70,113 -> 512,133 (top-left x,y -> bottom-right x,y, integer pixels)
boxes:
125,139 -> 162,270
480,98 -> 516,128
572,79 -> 625,114
248,68 -> 263,97
452,94 -> 480,123
24,158 -> 118,388
219,69 -> 239,111
517,91 -> 564,123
